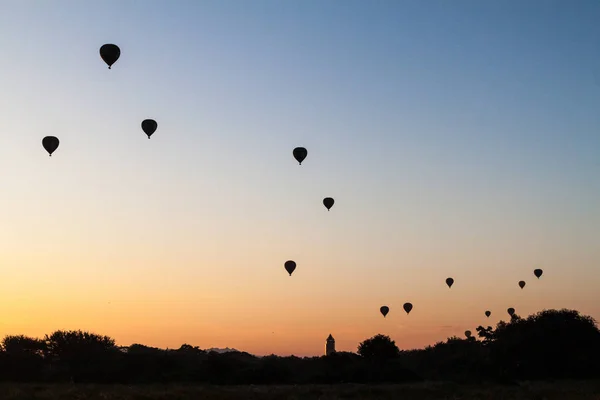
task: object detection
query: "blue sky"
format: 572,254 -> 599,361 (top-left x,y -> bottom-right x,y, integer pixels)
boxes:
1,0 -> 599,355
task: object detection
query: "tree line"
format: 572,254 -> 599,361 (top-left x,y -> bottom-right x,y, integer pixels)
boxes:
1,309 -> 599,384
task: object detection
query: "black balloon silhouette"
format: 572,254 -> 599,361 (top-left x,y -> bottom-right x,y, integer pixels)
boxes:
141,119 -> 158,139
380,306 -> 389,317
485,310 -> 491,318
100,44 -> 120,69
519,280 -> 526,289
465,330 -> 472,338
323,197 -> 335,211
42,136 -> 59,156
284,260 -> 296,276
403,302 -> 413,314
293,147 -> 307,165
507,307 -> 515,316
446,277 -> 454,288
534,268 -> 543,279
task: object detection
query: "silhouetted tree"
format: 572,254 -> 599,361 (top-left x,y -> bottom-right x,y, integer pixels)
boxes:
0,335 -> 46,381
476,325 -> 494,343
43,330 -> 119,383
44,330 -> 116,358
177,343 -> 204,353
1,335 -> 46,356
357,334 -> 399,362
490,309 -> 600,380
356,334 -> 404,382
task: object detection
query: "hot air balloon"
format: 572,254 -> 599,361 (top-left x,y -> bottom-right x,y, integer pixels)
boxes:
485,310 -> 491,318
518,280 -> 526,289
42,136 -> 59,156
99,44 -> 120,69
284,260 -> 296,276
465,330 -> 472,338
323,197 -> 334,211
534,269 -> 543,279
403,302 -> 413,314
293,147 -> 307,165
507,307 -> 515,317
141,119 -> 158,139
446,277 -> 454,288
380,306 -> 389,318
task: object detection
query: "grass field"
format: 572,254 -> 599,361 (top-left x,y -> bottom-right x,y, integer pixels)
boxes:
0,381 -> 598,400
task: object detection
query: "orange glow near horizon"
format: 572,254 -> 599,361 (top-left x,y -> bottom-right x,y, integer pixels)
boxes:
3,250 -> 598,356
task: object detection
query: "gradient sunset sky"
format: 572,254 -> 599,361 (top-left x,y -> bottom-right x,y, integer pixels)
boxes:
1,0 -> 599,357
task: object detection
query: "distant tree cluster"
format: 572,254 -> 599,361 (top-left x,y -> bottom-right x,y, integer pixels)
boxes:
1,309 -> 599,384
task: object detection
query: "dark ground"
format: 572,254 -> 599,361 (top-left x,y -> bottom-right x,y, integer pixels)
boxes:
0,381 -> 598,400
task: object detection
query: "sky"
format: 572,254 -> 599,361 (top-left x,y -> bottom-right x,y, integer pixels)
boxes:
0,0 -> 599,357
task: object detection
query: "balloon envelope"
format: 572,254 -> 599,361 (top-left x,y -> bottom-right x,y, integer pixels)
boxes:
284,260 -> 296,276
446,277 -> 454,288
141,119 -> 158,138
323,197 -> 335,210
42,136 -> 59,156
403,302 -> 413,314
465,330 -> 472,338
293,147 -> 307,165
100,44 -> 120,69
507,307 -> 515,316
485,310 -> 491,318
518,280 -> 526,289
534,268 -> 543,278
380,306 -> 389,317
